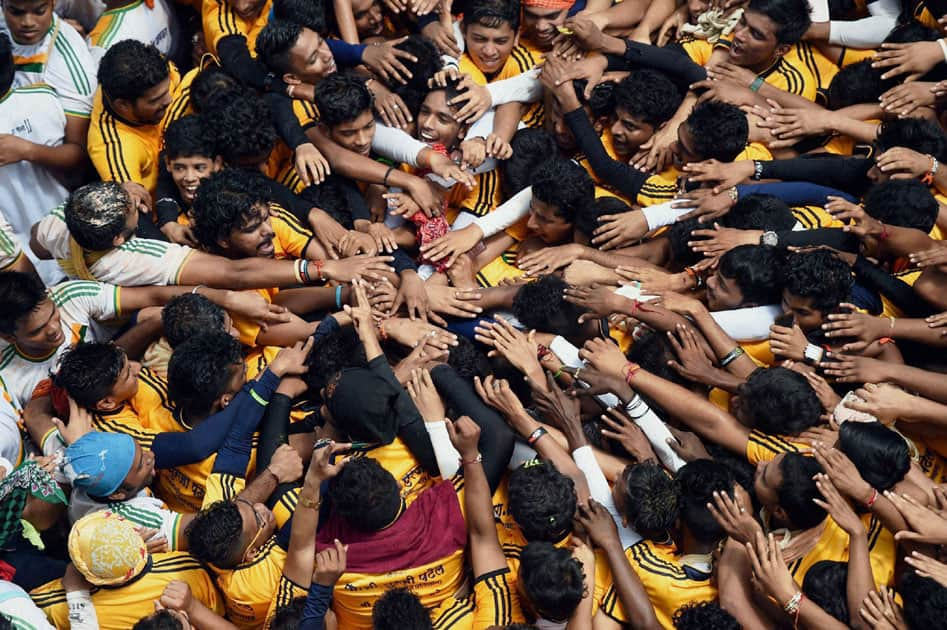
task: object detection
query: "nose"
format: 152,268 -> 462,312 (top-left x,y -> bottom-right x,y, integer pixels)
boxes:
527,214 -> 538,231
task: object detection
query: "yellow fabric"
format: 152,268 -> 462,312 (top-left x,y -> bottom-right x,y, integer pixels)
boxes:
681,37 -> 714,66
263,574 -> 310,628
785,516 -> 895,588
838,46 -> 877,67
745,429 -> 807,465
475,241 -> 526,288
786,42 -> 839,104
202,0 -> 273,57
458,45 -> 544,127
471,569 -> 527,627
217,537 -> 292,629
31,553 -> 223,630
90,370 -> 174,452
68,511 -> 149,586
162,54 -> 219,133
880,269 -> 922,318
447,169 -> 504,218
792,204 -> 844,229
637,168 -> 681,207
352,438 -> 437,508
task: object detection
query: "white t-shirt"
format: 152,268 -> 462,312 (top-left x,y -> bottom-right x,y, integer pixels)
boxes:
34,204 -> 195,286
0,581 -> 56,630
0,83 -> 70,284
0,390 -> 24,467
0,14 -> 98,118
69,488 -> 182,549
87,0 -> 180,65
0,207 -> 24,272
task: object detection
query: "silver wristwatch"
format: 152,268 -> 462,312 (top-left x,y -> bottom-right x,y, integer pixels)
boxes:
761,231 -> 778,247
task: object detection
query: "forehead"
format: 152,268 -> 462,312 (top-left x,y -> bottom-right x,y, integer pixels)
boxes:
782,290 -> 814,309
742,9 -> 778,37
351,0 -> 377,11
523,6 -> 563,19
290,27 -> 322,57
3,0 -> 52,11
17,297 -> 55,330
421,89 -> 453,114
336,109 -> 375,131
169,155 -> 214,166
466,22 -> 514,38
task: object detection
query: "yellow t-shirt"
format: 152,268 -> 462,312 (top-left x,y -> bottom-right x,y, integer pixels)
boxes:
745,429 -> 807,465
458,45 -> 544,128
202,0 -> 273,57
785,515 -> 895,588
880,269 -> 923,318
429,568 -> 527,629
713,37 -> 819,101
792,204 -> 844,229
785,42 -> 840,105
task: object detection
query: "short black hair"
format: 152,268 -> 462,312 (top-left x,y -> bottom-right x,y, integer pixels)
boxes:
781,250 -> 853,313
676,459 -> 735,545
272,0 -> 326,30
305,327 -> 368,396
838,421 -> 910,491
0,271 -> 48,335
298,174 -> 357,229
328,457 -> 401,532
372,588 -> 432,630
572,79 -> 614,119
269,598 -> 306,630
508,460 -> 576,541
185,500 -> 244,568
874,118 -> 947,163
777,453 -> 826,529
723,194 -> 797,232
685,101 -> 748,163
163,114 -> 217,161
54,342 -> 126,409
167,332 -> 244,420
98,40 -> 168,102
621,462 -> 680,538
613,70 -> 682,127
532,158 -> 594,224
132,611 -> 184,630
863,179 -> 938,234
576,196 -> 630,241
802,561 -> 849,624
447,336 -> 491,380
501,128 -> 558,197
0,34 -> 13,96
203,90 -> 277,165
826,60 -> 893,110
161,294 -> 227,349
462,0 -> 520,33
902,570 -> 947,630
738,367 -> 822,435
512,275 -> 584,338
189,65 -> 240,113
191,168 -> 272,249
666,217 -> 704,267
392,35 -> 441,96
65,182 -> 132,251
746,0 -> 812,45
314,71 -> 373,127
519,542 -> 584,622
672,602 -> 741,630
718,245 -> 785,306
255,19 -> 305,76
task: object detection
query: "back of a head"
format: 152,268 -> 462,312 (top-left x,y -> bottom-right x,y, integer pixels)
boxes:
826,60 -> 892,110
255,19 -> 306,76
273,0 -> 325,30
133,611 -> 185,630
328,457 -> 401,532
0,34 -> 13,96
576,197 -> 630,242
372,588 -> 432,630
781,249 -> 853,313
203,90 -> 276,165
393,35 -> 441,96
838,421 -> 910,491
531,158 -> 594,226
53,342 -> 124,410
305,327 -> 367,395
613,70 -> 682,128
163,114 -> 216,161
162,294 -> 227,348
519,542 -> 584,622
572,79 -> 614,119
98,40 -> 168,102
686,101 -> 748,163
739,367 -> 821,435
875,118 -> 947,163
447,336 -> 491,380
672,601 -> 741,630
299,174 -> 356,229
167,331 -> 244,420
502,128 -> 558,196
512,275 -> 584,338
185,499 -> 244,568
723,194 -> 796,232
191,168 -> 271,249
462,0 -> 521,33
747,0 -> 812,45
902,570 -> 947,630
268,598 -> 306,629
802,560 -> 849,624
777,453 -> 826,530
667,217 -> 704,267
718,245 -> 785,306
621,461 -> 681,539
676,459 -> 734,545
190,65 -> 240,113
863,179 -> 938,234
0,270 -> 47,336
508,460 -> 577,542
65,182 -> 132,251
314,72 -> 372,127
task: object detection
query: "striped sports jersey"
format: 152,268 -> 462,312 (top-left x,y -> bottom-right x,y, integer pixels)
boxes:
713,36 -> 819,101
3,15 -> 98,118
745,429 -> 807,464
0,207 -> 24,272
0,581 -> 55,630
202,0 -> 273,57
68,488 -> 184,551
429,568 -> 527,629
87,0 -> 181,64
459,44 -> 544,128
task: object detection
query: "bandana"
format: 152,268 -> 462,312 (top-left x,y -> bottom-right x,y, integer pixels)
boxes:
0,460 -> 67,548
411,143 -> 452,272
68,511 -> 149,586
522,0 -> 574,8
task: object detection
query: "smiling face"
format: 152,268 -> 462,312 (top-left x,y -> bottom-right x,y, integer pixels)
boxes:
464,22 -> 516,76
728,9 -> 785,72
102,354 -> 142,408
781,291 -> 823,331
286,27 -> 337,85
166,155 -> 223,206
352,0 -> 385,38
5,297 -> 64,356
124,77 -> 173,125
2,0 -> 53,45
417,89 -> 464,148
706,270 -> 746,311
329,109 -> 376,156
521,5 -> 567,50
221,203 -> 277,258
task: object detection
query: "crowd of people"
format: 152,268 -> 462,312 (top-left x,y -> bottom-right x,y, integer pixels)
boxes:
4,0 -> 947,625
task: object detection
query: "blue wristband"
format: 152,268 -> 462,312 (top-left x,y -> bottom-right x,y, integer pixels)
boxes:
335,285 -> 343,310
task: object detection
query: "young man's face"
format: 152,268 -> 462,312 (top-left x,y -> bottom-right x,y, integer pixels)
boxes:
781,290 -> 824,331
286,28 -> 336,85
417,89 -> 464,149
527,196 -> 573,244
521,6 -> 567,50
329,109 -> 376,157
705,270 -> 746,311
352,0 -> 384,38
610,106 -> 655,159
2,0 -> 53,45
127,77 -> 173,126
165,154 -> 223,206
753,452 -> 784,509
222,203 -> 276,258
672,122 -> 700,168
117,441 -> 157,497
4,297 -> 64,355
729,10 -> 784,71
237,497 -> 277,559
105,355 -> 142,407
464,22 -> 516,76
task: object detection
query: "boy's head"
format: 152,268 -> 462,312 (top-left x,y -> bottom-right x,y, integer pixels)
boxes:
226,0 -> 267,21
519,542 -> 585,622
673,602 -> 740,630
187,496 -> 277,569
508,460 -> 576,542
863,179 -> 939,235
190,64 -> 240,113
512,275 -> 585,338
0,34 -> 13,95
192,169 -> 276,258
676,459 -> 734,545
544,80 -> 612,153
728,0 -> 811,71
328,457 -> 402,532
98,40 -> 172,125
2,0 -> 53,46
676,101 -> 748,166
314,72 -> 375,156
54,342 -> 141,411
351,0 -> 384,38
65,182 -> 138,251
838,421 -> 910,492
204,90 -> 277,170
802,561 -> 849,624
614,461 -> 680,541
575,196 -> 629,245
371,588 -> 432,630
417,79 -> 467,149
902,570 -> 947,630
461,0 -> 520,76
722,193 -> 797,232
162,293 -> 237,349
707,244 -> 784,310
167,331 -> 246,421
610,70 -> 682,158
871,118 -> 947,182
780,250 -> 853,330
162,114 -> 222,207
528,158 -> 594,244
735,366 -> 821,435
272,0 -> 326,31
0,271 -> 63,355
64,431 -> 156,500
754,452 -> 826,530
825,60 -> 892,110
256,20 -> 336,86
520,0 -> 572,50
502,127 -> 557,196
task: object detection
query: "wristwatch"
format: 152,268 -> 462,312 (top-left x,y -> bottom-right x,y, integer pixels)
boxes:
803,343 -> 824,366
761,231 -> 778,247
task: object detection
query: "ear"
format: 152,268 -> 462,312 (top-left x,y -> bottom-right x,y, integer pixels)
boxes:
216,237 -> 232,252
111,97 -> 135,118
592,116 -> 608,135
218,392 -> 234,410
774,43 -> 791,58
513,32 -> 520,47
212,156 -> 224,170
96,397 -> 119,412
164,155 -> 173,171
282,73 -> 302,86
107,488 -> 129,501
111,233 -> 128,248
772,505 -> 790,523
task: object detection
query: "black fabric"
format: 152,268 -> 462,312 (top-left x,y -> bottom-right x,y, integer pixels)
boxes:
563,108 -> 649,199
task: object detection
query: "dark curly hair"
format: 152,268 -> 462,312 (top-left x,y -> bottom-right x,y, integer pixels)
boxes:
902,570 -> 947,630
161,294 -> 227,349
621,461 -> 681,538
314,71 -> 373,127
512,275 -> 585,338
874,118 -> 947,163
722,194 -> 797,232
391,35 -> 441,96
132,610 -> 185,630
532,158 -> 595,225
666,217 -> 704,267
747,0 -> 812,45
371,588 -> 432,630
718,245 -> 785,306
305,327 -> 368,395
676,459 -> 734,545
673,602 -> 740,629
501,128 -> 558,197
447,336 -> 491,380
863,179 -> 938,234
576,196 -> 630,242
738,367 -> 821,435
838,421 -> 910,491
0,271 -> 48,336
167,331 -> 245,421
519,542 -> 584,622
203,90 -> 277,165
508,460 -> 576,542
191,168 -> 272,249
185,500 -> 244,568
328,457 -> 402,532
189,65 -> 240,113
269,598 -> 307,630
53,342 -> 125,410
613,70 -> 682,127
685,101 -> 748,163
98,40 -> 168,102
781,250 -> 853,314
803,561 -> 849,624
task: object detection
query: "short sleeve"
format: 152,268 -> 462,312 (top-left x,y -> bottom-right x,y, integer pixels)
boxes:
34,205 -> 71,260
45,24 -> 97,118
472,569 -> 526,627
745,429 -> 804,465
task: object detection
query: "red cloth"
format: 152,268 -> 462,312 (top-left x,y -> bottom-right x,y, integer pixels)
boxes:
412,143 -> 452,272
316,481 -> 466,573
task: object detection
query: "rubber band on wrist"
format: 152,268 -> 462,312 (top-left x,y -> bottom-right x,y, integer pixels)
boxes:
623,362 -> 640,385
335,285 -> 343,310
293,260 -> 304,284
718,346 -> 745,367
922,156 -> 939,186
314,259 -> 326,282
553,366 -> 564,379
527,427 -> 548,446
865,487 -> 879,508
383,165 -> 395,188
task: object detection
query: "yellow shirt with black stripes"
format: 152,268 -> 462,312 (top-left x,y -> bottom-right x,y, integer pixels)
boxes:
784,42 -> 839,106
87,63 -> 182,196
161,54 -> 219,133
745,429 -> 809,465
30,553 -> 223,630
458,45 -> 544,128
713,37 -> 819,101
597,539 -> 717,629
792,204 -> 844,229
271,99 -> 322,193
202,0 -> 273,57
430,567 -> 527,629
89,366 -> 177,452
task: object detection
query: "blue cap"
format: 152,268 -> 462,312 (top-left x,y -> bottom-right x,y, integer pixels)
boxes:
64,432 -> 136,497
